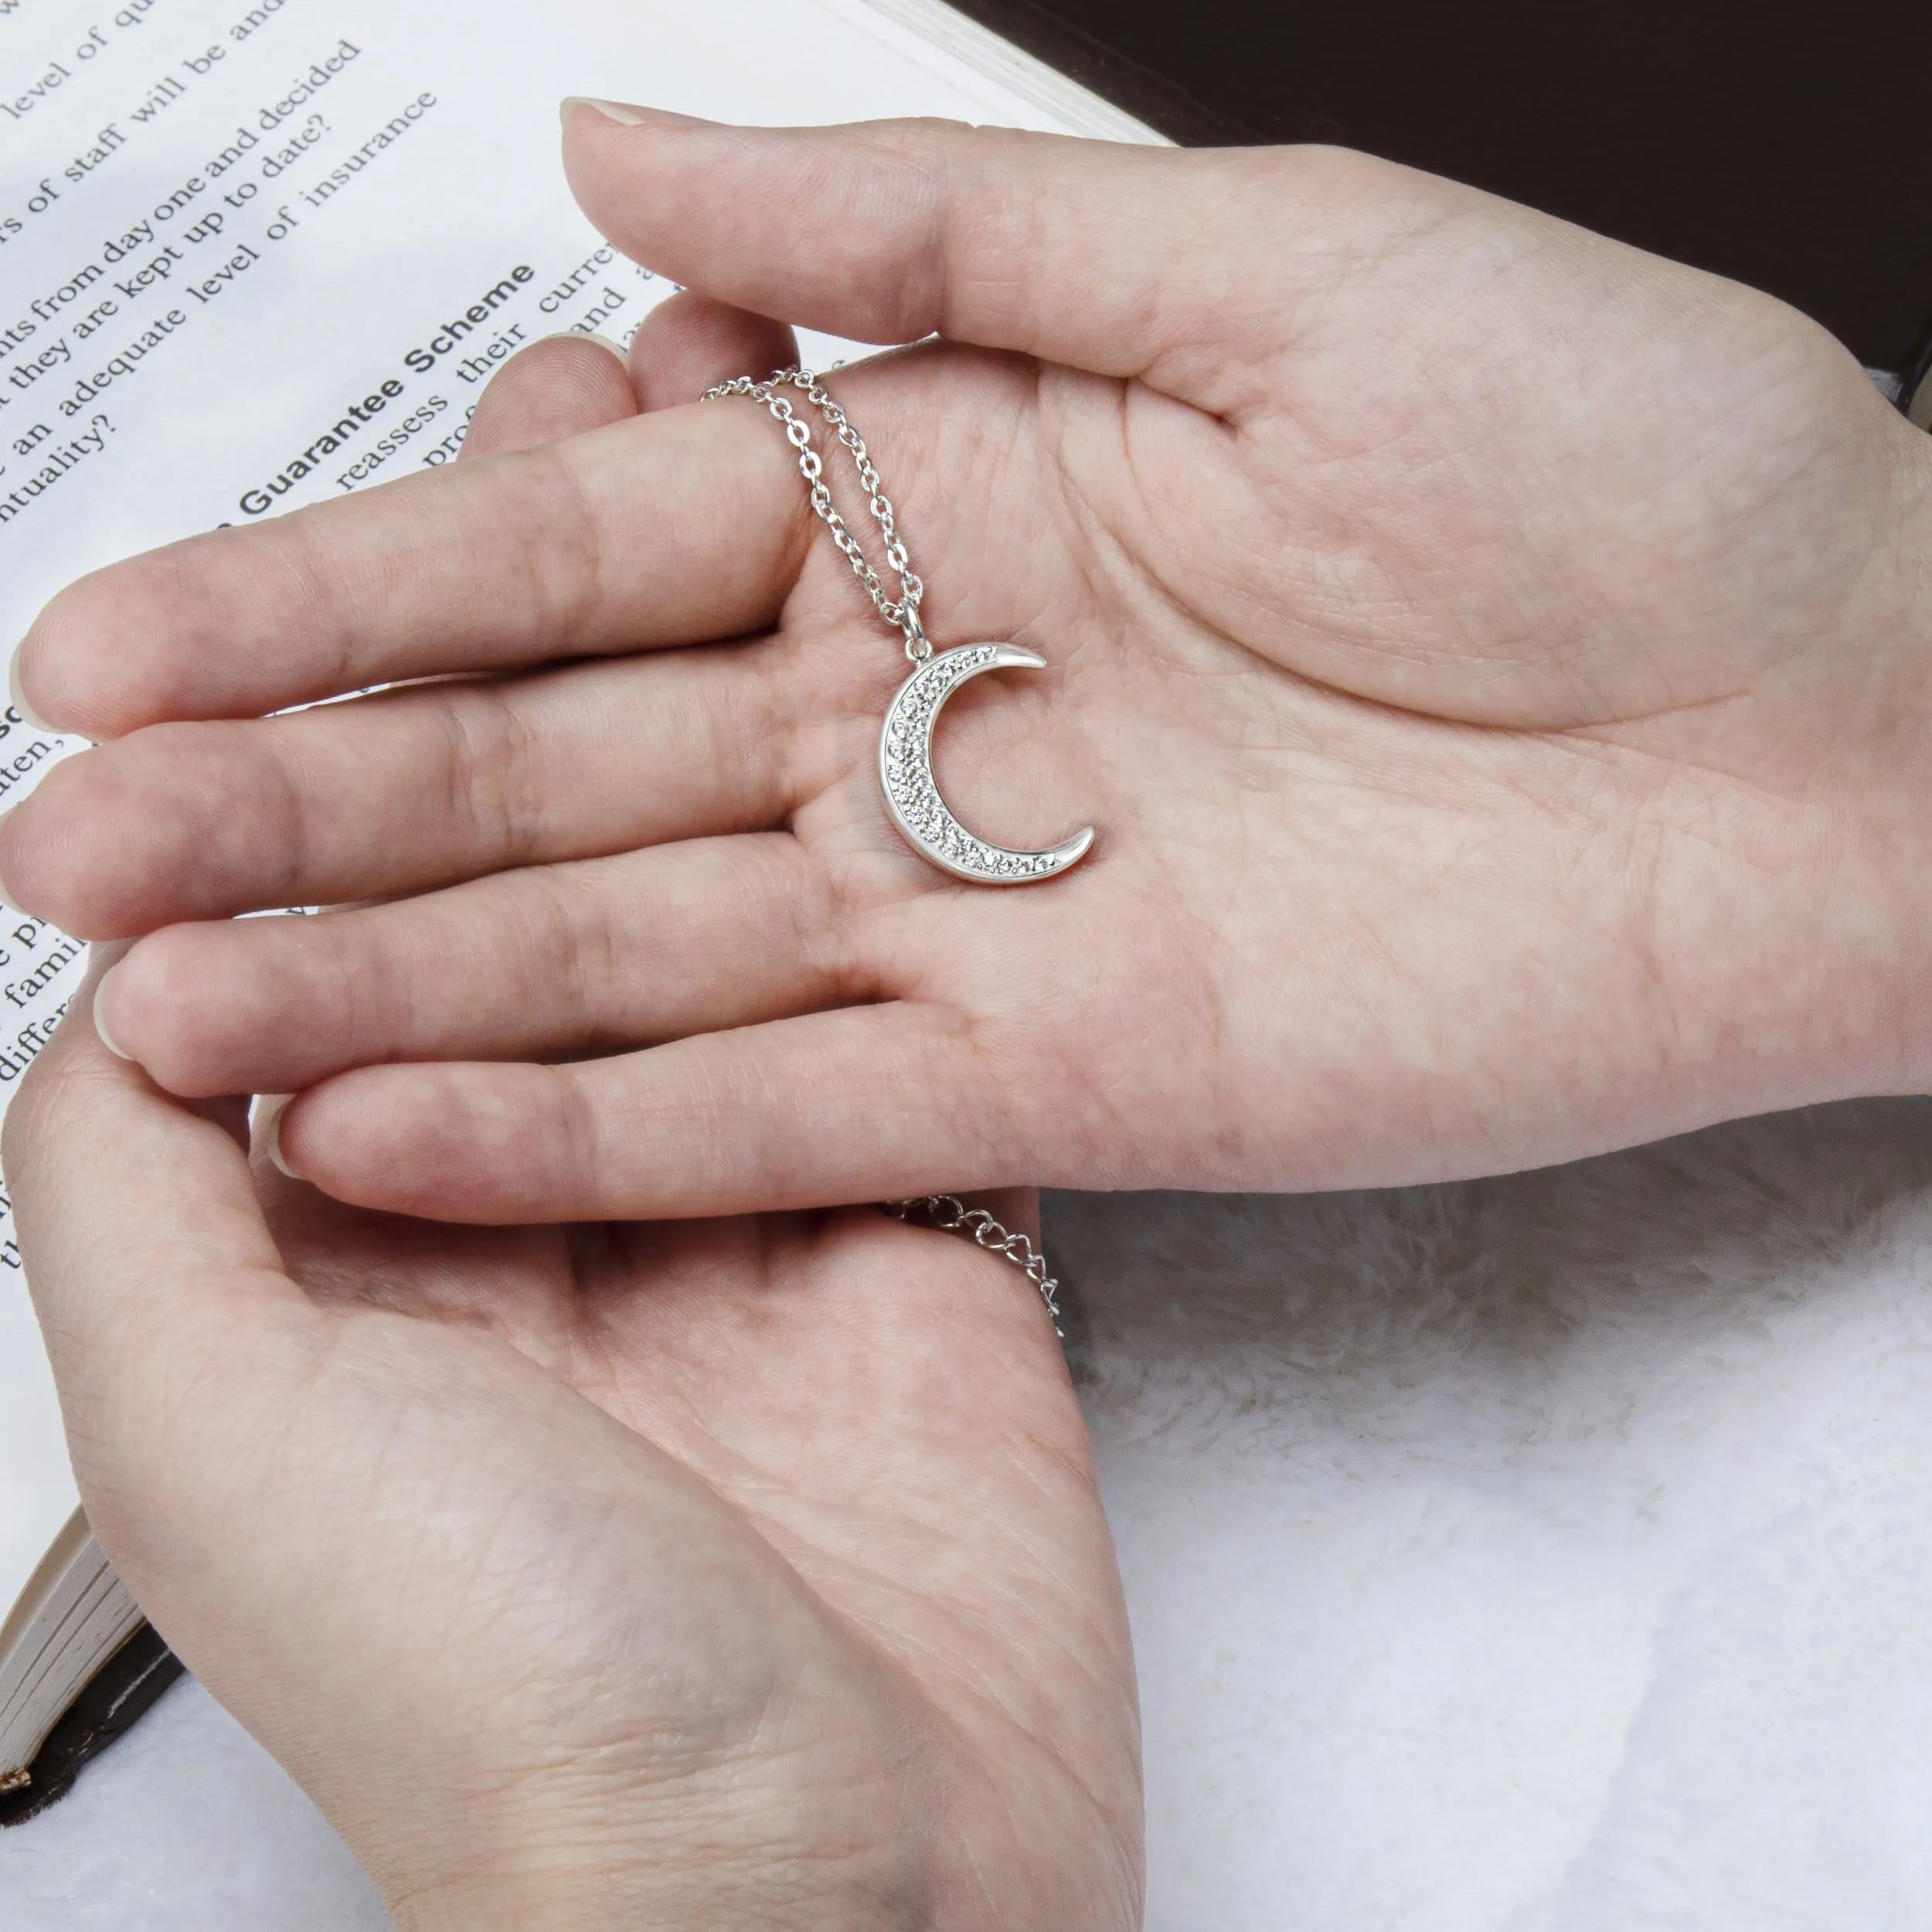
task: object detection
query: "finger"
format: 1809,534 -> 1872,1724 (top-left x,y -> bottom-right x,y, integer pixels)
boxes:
459,332 -> 639,457
272,1004 -> 1005,1223
1,955 -> 316,1510
624,289 -> 799,413
94,832 -> 866,1097
456,298 -> 797,454
0,645 -> 793,934
563,105 -> 1301,410
13,397 -> 811,739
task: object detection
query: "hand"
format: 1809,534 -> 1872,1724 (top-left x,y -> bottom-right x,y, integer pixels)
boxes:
3,948 -> 1140,1930
8,116 -> 1932,1223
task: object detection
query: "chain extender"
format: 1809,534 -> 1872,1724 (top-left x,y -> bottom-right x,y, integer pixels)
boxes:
883,1196 -> 1065,1335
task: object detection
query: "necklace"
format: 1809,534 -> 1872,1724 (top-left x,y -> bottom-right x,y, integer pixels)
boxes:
883,1195 -> 1065,1336
707,369 -> 1075,1331
706,367 -> 1095,886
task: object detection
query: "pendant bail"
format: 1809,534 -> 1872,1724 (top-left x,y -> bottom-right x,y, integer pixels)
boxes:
900,597 -> 932,662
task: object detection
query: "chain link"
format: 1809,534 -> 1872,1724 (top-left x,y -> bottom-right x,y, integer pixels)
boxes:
704,366 -> 930,662
883,1196 -> 1065,1337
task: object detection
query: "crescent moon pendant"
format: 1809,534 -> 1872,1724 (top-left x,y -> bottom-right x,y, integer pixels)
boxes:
879,645 -> 1096,884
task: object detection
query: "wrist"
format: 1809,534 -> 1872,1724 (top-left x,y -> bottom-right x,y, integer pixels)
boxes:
1569,388 -> 1932,1137
384,1777 -> 1137,1932
366,1696 -> 958,1932
365,1673 -> 1139,1932
1845,413 -> 1932,1090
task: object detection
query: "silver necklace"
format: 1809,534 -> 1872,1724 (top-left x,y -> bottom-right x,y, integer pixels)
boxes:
707,369 -> 1073,1331
705,367 -> 1095,886
883,1196 -> 1065,1336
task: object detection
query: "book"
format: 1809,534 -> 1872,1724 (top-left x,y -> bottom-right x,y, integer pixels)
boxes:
1906,331 -> 1932,432
0,1515 -> 180,1825
0,0 -> 1157,1819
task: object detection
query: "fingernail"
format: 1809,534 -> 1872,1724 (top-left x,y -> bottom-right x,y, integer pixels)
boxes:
7,650 -> 53,733
255,1095 -> 300,1179
560,97 -> 711,129
90,964 -> 135,1061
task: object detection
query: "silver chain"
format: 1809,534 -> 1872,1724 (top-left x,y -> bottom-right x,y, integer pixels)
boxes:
704,367 -> 930,662
708,368 -> 1063,1335
883,1196 -> 1064,1337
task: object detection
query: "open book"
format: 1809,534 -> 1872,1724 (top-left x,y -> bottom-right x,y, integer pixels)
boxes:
0,0 -> 1157,1821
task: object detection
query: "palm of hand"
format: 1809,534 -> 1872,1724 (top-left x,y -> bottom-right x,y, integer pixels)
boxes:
14,1022 -> 1137,1927
9,128 -> 1930,1226
277,1188 -> 1135,1927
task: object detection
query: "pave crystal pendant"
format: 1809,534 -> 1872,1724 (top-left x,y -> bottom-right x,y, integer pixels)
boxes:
707,368 -> 1097,886
878,644 -> 1095,884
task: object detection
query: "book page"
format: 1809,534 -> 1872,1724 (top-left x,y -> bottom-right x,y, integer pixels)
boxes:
0,0 -> 1154,1612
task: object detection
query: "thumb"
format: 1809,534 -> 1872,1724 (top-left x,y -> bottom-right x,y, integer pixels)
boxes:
559,104 -> 1298,409
3,952 -> 316,1571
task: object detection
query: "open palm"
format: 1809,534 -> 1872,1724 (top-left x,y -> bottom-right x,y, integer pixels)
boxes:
9,117 -> 1932,1224
5,969 -> 1139,1928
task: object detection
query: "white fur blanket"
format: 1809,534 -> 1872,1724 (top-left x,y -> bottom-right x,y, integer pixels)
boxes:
5,1100 -> 1931,1928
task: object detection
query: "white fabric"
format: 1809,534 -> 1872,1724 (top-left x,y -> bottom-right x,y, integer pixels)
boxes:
0,1677 -> 386,1930
4,1099 -> 1930,1927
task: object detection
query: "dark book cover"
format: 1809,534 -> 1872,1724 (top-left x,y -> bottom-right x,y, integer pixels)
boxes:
0,1626 -> 185,1829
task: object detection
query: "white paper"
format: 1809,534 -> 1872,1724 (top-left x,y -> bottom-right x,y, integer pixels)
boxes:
0,0 -> 1151,1612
